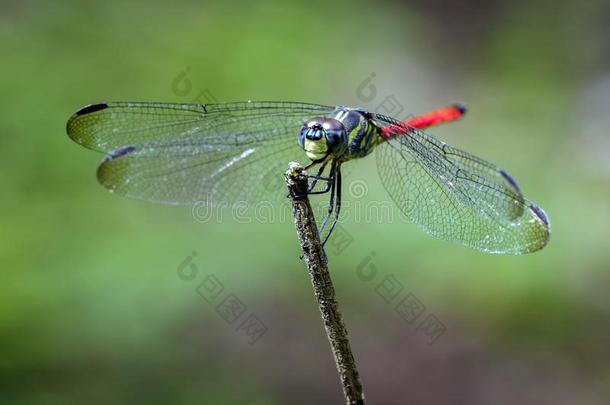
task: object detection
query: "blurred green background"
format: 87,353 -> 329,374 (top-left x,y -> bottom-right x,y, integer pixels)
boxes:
2,0 -> 610,403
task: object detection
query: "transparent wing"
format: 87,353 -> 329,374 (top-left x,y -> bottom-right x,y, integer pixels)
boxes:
374,114 -> 550,254
66,101 -> 336,205
67,101 -> 334,152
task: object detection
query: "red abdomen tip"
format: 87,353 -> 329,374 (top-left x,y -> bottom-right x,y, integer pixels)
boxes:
380,103 -> 467,138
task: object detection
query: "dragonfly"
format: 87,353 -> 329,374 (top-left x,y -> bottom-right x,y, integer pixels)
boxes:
66,100 -> 550,254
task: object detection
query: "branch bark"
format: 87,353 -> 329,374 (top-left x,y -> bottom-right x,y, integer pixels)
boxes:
285,162 -> 365,405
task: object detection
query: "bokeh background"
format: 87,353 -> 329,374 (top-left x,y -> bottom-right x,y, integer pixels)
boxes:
2,0 -> 610,403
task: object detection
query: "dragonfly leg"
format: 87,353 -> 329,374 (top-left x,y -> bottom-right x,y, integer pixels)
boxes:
306,160 -> 329,193
289,161 -> 330,199
307,182 -> 333,195
321,164 -> 342,247
317,162 -> 337,236
306,160 -> 335,195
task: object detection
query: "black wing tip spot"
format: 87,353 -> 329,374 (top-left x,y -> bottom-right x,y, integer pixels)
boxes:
97,146 -> 135,192
76,102 -> 109,116
105,145 -> 136,160
500,169 -> 521,193
529,204 -> 549,226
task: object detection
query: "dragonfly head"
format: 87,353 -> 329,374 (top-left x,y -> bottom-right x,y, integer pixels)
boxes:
298,117 -> 348,161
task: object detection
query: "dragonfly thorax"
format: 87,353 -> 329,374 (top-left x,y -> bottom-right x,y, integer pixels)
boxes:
298,117 -> 348,161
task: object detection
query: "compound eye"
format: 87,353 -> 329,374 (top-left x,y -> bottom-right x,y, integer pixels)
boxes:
326,129 -> 346,150
298,126 -> 307,147
322,119 -> 344,132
